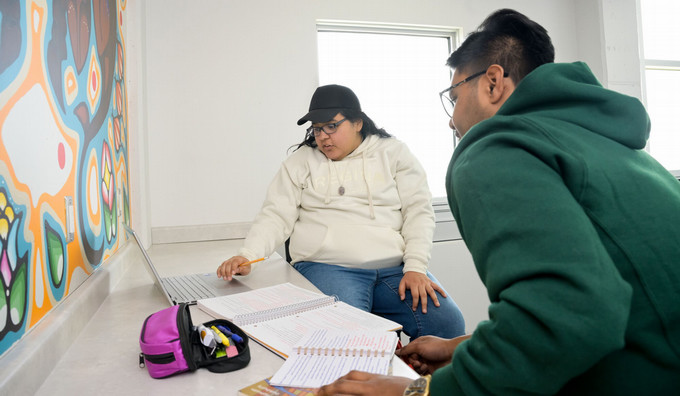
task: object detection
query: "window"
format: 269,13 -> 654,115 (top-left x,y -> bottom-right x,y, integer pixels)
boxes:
640,0 -> 680,174
316,22 -> 460,200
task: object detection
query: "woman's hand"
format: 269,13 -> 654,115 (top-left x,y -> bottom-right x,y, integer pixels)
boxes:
395,334 -> 470,375
216,255 -> 252,281
399,271 -> 447,313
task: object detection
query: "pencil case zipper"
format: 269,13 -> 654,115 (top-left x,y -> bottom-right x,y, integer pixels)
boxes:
140,351 -> 176,366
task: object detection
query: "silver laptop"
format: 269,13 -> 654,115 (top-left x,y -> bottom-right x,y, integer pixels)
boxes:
124,224 -> 250,305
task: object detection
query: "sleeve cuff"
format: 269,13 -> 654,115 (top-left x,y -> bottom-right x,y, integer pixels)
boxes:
237,248 -> 259,263
403,259 -> 428,275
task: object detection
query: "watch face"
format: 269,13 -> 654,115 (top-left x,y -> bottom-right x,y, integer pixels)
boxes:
404,377 -> 428,396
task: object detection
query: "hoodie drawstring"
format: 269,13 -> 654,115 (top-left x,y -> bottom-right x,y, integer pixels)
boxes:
325,157 -> 332,204
362,151 -> 375,219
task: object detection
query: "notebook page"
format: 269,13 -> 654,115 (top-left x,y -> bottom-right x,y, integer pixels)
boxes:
241,301 -> 402,358
197,282 -> 325,320
295,329 -> 398,357
270,352 -> 392,388
269,330 -> 398,388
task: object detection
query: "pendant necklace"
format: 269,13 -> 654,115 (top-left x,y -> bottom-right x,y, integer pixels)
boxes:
332,160 -> 350,196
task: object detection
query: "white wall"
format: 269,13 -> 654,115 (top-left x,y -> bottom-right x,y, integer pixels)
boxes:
121,0 -> 645,332
128,0 -> 629,239
430,240 -> 489,331
126,0 -> 153,247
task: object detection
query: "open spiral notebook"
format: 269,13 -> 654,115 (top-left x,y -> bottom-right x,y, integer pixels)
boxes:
196,282 -> 402,358
269,329 -> 399,388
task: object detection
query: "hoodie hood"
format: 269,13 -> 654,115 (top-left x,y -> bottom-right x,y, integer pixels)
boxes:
343,133 -> 383,159
493,62 -> 650,150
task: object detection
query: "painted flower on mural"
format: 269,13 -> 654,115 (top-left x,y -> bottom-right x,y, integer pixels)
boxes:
113,115 -> 122,151
0,188 -> 28,338
45,223 -> 65,289
101,141 -> 116,242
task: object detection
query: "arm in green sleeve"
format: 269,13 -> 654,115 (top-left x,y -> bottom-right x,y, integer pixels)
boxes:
437,138 -> 632,395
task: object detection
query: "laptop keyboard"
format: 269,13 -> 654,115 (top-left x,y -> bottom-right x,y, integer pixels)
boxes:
164,273 -> 217,302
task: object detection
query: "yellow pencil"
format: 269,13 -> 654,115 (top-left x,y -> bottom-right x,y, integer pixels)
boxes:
237,257 -> 266,267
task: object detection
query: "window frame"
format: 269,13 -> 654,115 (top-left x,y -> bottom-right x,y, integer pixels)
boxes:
315,20 -> 462,205
639,0 -> 680,177
316,20 -> 460,48
642,60 -> 680,178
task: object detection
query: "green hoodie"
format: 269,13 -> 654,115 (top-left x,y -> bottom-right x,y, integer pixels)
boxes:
436,62 -> 680,395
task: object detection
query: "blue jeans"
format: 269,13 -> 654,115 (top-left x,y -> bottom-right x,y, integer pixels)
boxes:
293,261 -> 465,339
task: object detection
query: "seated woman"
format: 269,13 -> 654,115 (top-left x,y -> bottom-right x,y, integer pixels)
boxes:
217,84 -> 465,339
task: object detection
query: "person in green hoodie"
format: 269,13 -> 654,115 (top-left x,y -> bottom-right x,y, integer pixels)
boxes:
318,8 -> 680,396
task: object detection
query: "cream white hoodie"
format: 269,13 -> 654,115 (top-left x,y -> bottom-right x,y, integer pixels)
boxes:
238,134 -> 435,274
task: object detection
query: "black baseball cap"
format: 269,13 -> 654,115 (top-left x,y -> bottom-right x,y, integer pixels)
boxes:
297,84 -> 361,125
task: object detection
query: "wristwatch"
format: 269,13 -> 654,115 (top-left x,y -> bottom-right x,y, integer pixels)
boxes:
403,375 -> 431,396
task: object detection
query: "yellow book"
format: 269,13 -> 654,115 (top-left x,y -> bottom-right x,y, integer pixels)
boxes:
238,377 -> 316,396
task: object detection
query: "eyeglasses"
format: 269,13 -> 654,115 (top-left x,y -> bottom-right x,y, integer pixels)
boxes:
307,118 -> 348,136
439,70 -> 508,118
439,70 -> 486,119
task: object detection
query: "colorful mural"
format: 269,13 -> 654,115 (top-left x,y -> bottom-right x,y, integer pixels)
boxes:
0,0 -> 129,355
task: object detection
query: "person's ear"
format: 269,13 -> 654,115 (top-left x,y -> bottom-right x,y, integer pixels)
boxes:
353,119 -> 363,132
484,64 -> 508,104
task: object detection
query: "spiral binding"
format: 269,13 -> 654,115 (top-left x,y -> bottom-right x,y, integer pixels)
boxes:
233,295 -> 338,326
293,346 -> 385,357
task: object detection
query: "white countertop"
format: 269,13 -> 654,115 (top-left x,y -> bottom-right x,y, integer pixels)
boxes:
30,239 -> 415,395
35,239 -> 317,395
